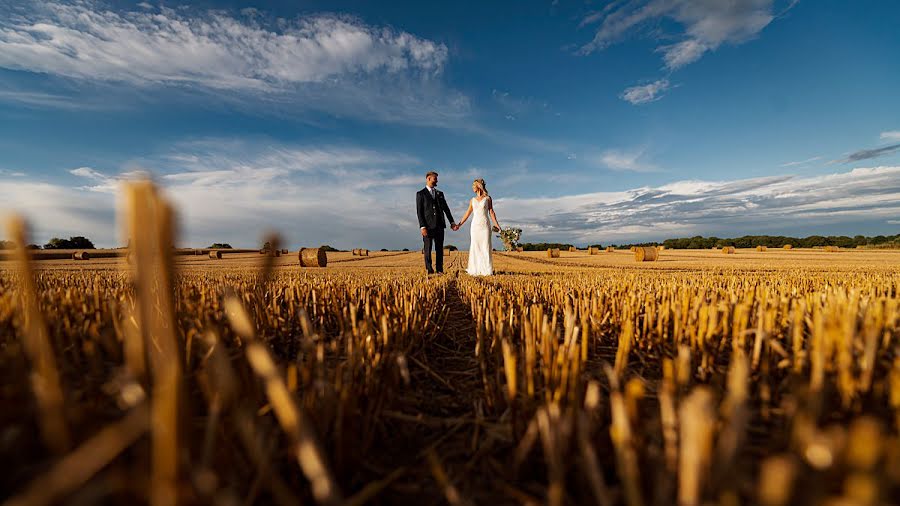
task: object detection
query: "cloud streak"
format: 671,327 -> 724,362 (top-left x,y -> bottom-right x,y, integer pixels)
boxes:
0,2 -> 446,89
4,140 -> 898,248
0,1 -> 468,126
582,0 -> 793,104
495,166 -> 900,243
620,79 -> 670,104
837,143 -> 900,164
2,140 -> 430,248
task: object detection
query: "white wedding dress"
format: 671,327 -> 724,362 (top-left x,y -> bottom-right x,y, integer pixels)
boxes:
466,197 -> 493,276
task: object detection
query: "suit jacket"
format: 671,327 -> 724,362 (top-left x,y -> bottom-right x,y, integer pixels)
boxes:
417,187 -> 455,230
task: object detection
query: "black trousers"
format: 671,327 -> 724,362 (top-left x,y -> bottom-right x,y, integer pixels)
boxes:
422,227 -> 445,273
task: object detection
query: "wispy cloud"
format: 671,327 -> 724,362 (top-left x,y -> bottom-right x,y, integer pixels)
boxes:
581,0 -> 794,104
0,1 -> 467,125
5,140 -> 430,248
0,2 -> 446,89
593,148 -> 660,172
780,156 -> 823,167
495,166 -> 900,243
620,79 -> 670,104
0,89 -> 115,110
580,0 -> 789,67
881,131 -> 900,142
836,143 -> 900,164
5,156 -> 900,247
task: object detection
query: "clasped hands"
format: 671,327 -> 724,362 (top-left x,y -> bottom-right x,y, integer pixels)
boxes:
451,222 -> 460,231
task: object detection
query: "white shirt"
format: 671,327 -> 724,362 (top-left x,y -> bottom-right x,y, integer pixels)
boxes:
422,186 -> 437,230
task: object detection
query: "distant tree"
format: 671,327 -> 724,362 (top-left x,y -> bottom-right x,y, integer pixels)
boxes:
380,248 -> 389,252
402,248 -> 409,252
319,245 -> 340,252
617,233 -> 900,250
445,244 -> 459,251
521,242 -> 574,251
69,236 -> 95,249
27,244 -> 41,250
262,241 -> 272,251
0,240 -> 14,250
209,243 -> 233,249
44,236 -> 95,249
53,237 -> 91,249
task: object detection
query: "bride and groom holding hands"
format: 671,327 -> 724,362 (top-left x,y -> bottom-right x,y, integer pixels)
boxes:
416,171 -> 502,276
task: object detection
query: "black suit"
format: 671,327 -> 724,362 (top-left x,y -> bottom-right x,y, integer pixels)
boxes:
416,187 -> 455,273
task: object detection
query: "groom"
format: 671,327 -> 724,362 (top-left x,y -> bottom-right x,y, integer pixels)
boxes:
416,171 -> 456,274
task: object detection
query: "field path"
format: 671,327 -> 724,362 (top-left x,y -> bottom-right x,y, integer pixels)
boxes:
366,277 -> 518,504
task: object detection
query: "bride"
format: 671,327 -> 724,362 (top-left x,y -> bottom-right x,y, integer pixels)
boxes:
453,178 -> 502,276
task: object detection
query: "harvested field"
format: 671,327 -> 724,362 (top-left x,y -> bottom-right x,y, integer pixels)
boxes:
2,243 -> 900,505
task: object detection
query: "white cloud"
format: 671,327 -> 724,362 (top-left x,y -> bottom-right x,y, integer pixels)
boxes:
0,2 -> 447,89
494,166 -> 900,244
0,168 -> 27,177
584,0 -> 792,103
594,148 -> 659,172
780,156 -> 823,167
0,2 -> 467,126
881,131 -> 900,142
6,141 -> 898,248
69,167 -> 107,180
1,140 -> 430,248
620,79 -> 670,104
581,0 -> 787,70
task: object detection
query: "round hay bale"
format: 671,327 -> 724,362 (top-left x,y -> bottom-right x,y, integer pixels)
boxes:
657,245 -> 665,251
547,248 -> 560,258
195,249 -> 203,255
299,247 -> 327,267
280,248 -> 288,255
606,246 -> 615,253
634,246 -> 658,262
259,249 -> 267,254
351,249 -> 359,256
783,244 -> 792,250
209,250 -> 222,259
588,247 -> 600,255
515,246 -> 524,252
630,246 -> 636,252
756,245 -> 767,252
359,249 -> 369,257
824,246 -> 840,252
443,248 -> 451,256
568,246 -> 577,252
73,251 -> 91,260
722,246 -> 736,254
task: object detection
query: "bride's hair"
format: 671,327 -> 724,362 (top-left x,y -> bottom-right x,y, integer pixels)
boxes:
473,178 -> 489,196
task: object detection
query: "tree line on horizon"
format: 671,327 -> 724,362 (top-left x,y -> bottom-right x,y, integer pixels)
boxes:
517,233 -> 900,251
4,234 -> 899,252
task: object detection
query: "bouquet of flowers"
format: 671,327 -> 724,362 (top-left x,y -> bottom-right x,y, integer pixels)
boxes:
497,227 -> 522,251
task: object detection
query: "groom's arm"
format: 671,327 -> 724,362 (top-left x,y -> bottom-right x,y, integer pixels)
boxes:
440,194 -> 455,226
416,191 -> 428,229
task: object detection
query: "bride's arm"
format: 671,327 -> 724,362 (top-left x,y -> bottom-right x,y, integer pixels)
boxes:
488,197 -> 501,229
457,200 -> 473,227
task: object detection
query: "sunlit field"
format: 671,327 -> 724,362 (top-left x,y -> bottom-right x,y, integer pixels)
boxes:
3,224 -> 899,505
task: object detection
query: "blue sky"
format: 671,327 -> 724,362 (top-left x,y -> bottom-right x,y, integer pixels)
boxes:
1,0 -> 899,249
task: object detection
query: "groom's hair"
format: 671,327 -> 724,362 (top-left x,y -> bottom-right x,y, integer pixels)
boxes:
425,171 -> 438,179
